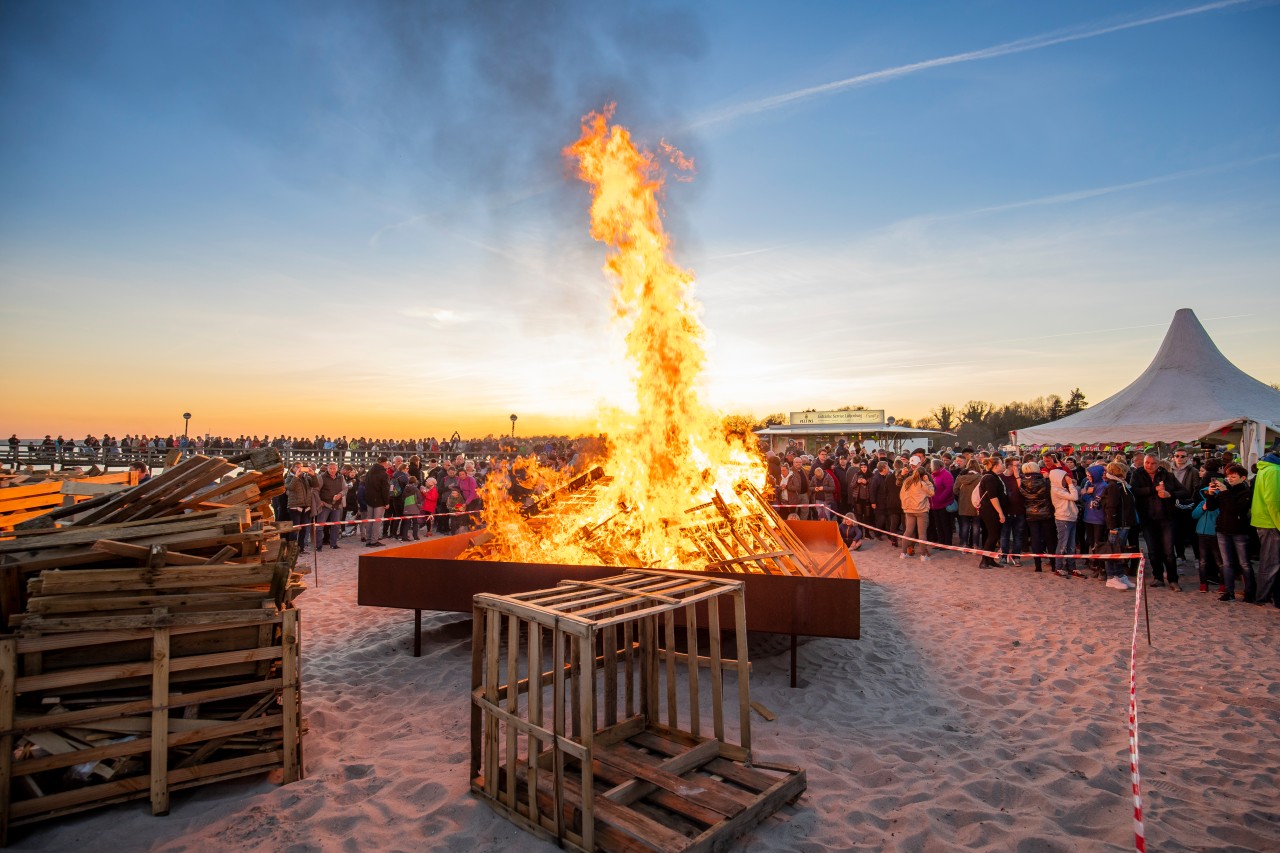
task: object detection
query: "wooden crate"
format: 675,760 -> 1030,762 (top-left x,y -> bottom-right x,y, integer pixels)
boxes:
0,608 -> 303,844
471,570 -> 805,852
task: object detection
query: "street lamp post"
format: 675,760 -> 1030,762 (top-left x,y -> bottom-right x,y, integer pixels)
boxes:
510,414 -> 517,438
183,412 -> 192,440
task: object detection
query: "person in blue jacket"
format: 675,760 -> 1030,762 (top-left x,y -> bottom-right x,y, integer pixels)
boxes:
1191,476 -> 1221,594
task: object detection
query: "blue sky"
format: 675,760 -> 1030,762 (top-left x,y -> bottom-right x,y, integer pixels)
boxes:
1,0 -> 1277,438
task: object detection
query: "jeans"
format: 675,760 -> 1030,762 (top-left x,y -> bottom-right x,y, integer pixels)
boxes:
314,505 -> 343,548
1257,528 -> 1280,606
957,515 -> 978,549
1142,518 -> 1178,583
1054,519 -> 1078,572
929,508 -> 954,546
1216,532 -> 1251,599
1106,528 -> 1130,579
902,513 -> 929,555
1026,519 -> 1054,570
1000,515 -> 1024,557
288,507 -> 312,551
365,505 -> 387,542
1196,533 -> 1220,585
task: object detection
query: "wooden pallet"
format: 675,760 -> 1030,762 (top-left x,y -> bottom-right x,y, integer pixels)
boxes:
481,723 -> 804,853
471,570 -> 805,852
0,609 -> 302,843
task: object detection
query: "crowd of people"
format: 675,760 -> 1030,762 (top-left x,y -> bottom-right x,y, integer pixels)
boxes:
766,438 -> 1280,608
6,432 -> 578,461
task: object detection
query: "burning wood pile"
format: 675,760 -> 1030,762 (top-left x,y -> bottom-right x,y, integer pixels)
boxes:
0,451 -> 304,842
464,468 -> 841,579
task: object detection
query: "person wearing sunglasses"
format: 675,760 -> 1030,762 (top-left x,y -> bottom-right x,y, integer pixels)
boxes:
1169,447 -> 1202,565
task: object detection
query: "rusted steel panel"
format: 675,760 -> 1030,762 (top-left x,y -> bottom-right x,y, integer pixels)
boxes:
358,520 -> 859,640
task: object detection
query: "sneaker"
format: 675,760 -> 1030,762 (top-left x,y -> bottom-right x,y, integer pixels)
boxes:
1122,576 -> 1136,589
1149,580 -> 1166,588
1199,583 -> 1208,593
331,544 -> 340,550
899,552 -> 908,560
1218,592 -> 1235,602
1010,557 -> 1022,568
1106,577 -> 1130,590
1168,583 -> 1181,592
920,555 -> 931,562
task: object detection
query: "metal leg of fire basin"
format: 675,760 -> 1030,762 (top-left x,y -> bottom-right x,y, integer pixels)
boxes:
790,634 -> 798,688
414,609 -> 422,657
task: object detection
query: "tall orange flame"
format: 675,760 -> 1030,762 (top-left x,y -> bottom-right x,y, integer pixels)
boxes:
476,105 -> 764,569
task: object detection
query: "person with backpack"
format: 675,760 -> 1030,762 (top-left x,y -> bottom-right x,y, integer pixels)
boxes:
1102,462 -> 1138,589
954,462 -> 982,549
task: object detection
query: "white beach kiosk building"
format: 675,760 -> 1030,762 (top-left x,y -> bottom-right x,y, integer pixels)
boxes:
755,409 -> 956,455
1014,308 -> 1280,468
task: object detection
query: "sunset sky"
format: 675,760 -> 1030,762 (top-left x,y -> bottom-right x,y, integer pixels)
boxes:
2,1 -> 1277,441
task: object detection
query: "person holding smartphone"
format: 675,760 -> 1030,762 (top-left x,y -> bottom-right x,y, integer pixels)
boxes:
1205,464 -> 1253,602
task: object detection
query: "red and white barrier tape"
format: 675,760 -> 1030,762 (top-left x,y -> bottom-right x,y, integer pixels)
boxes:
773,503 -> 1143,562
1129,555 -> 1147,852
777,501 -> 1149,851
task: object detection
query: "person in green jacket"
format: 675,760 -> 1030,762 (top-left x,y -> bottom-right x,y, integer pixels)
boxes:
1252,450 -> 1280,608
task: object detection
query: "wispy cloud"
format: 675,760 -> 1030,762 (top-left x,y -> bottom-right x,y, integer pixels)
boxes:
691,0 -> 1254,128
914,151 -> 1280,224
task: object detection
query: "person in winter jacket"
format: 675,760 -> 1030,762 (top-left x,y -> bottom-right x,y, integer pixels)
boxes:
899,458 -> 935,559
1080,464 -> 1109,577
928,460 -> 955,547
809,464 -> 836,519
1101,462 -> 1137,589
1251,450 -> 1280,608
1205,463 -> 1254,602
1170,448 -> 1202,562
869,461 -> 893,541
998,462 -> 1026,567
1190,479 -> 1222,594
975,457 -> 1007,569
363,457 -> 391,546
1019,463 -> 1055,572
1048,462 -> 1081,577
285,463 -> 318,552
400,477 -> 424,541
1131,452 -> 1189,590
953,464 -> 982,549
848,461 -> 873,523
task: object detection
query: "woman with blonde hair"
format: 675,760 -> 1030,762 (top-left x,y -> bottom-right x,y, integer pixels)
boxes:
899,457 -> 935,561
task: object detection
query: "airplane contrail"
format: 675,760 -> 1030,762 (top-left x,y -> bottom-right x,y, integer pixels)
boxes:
691,0 -> 1255,129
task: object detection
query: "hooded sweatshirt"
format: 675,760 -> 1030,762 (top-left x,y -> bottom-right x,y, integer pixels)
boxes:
1251,452 -> 1280,530
1081,464 -> 1108,526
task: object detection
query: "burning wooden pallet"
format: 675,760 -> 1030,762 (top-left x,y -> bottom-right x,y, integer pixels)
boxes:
471,570 -> 806,853
0,452 -> 304,843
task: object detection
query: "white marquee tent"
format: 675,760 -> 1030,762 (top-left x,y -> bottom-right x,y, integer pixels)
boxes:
1014,308 -> 1280,467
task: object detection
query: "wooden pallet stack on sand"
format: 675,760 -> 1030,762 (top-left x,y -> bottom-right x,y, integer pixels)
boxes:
471,570 -> 806,853
0,452 -> 305,844
0,472 -> 136,533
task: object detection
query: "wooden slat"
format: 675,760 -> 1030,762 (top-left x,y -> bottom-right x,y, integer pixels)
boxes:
150,620 -> 171,815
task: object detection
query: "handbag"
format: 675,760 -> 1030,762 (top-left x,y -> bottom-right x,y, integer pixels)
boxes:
946,498 -> 958,513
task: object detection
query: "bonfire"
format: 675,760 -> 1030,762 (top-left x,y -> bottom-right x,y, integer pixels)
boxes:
467,106 -> 807,574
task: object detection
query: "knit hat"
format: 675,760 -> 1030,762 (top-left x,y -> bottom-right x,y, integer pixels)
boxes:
1106,462 -> 1128,478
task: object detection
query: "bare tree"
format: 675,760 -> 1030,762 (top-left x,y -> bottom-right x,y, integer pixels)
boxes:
930,404 -> 958,433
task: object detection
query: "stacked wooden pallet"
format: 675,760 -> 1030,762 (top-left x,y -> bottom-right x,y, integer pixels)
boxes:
0,472 -> 135,532
0,452 -> 304,843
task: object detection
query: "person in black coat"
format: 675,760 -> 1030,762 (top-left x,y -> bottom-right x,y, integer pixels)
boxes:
363,457 -> 391,546
1205,464 -> 1254,601
976,458 -> 1007,568
1019,463 -> 1054,572
1130,453 -> 1189,589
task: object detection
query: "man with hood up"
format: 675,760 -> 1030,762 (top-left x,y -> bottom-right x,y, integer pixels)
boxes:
1252,447 -> 1280,608
1080,463 -> 1109,578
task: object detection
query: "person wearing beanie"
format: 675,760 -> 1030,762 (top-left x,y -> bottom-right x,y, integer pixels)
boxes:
1101,462 -> 1137,589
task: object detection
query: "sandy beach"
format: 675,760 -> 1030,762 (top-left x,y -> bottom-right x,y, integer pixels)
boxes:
10,534 -> 1280,852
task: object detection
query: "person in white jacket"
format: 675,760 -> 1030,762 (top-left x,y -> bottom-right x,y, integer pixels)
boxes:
1048,465 -> 1081,578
